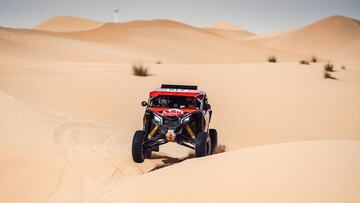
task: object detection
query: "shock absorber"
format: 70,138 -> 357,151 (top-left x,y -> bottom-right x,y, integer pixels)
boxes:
148,125 -> 159,137
185,124 -> 196,139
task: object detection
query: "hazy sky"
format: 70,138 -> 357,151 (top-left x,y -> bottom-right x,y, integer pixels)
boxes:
0,0 -> 359,34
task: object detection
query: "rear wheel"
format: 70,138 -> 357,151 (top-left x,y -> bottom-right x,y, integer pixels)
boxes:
132,130 -> 147,163
195,132 -> 211,157
145,144 -> 160,159
209,129 -> 218,153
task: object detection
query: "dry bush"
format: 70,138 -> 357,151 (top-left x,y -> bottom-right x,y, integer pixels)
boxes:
341,65 -> 346,70
155,61 -> 162,64
300,60 -> 310,65
268,55 -> 277,63
311,56 -> 318,63
324,63 -> 334,72
132,63 -> 149,77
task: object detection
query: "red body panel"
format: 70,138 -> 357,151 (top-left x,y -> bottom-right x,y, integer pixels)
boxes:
148,107 -> 197,114
149,89 -> 205,98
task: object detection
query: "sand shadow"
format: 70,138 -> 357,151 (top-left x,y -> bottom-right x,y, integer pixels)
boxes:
148,144 -> 226,172
326,75 -> 338,80
148,154 -> 194,172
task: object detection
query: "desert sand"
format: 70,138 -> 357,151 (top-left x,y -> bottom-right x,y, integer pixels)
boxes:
0,15 -> 360,202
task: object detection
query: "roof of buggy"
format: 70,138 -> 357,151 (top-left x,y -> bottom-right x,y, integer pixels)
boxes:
149,84 -> 205,98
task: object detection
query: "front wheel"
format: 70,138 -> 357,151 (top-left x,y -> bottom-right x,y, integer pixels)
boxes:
132,130 -> 147,163
195,132 -> 211,157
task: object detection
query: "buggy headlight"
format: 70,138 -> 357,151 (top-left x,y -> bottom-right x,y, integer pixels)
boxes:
181,115 -> 191,124
154,114 -> 163,124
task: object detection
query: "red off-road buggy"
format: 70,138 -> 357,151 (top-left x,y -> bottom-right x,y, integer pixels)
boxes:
132,84 -> 218,163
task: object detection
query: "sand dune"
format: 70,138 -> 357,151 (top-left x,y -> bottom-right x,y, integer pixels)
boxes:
206,22 -> 256,40
204,28 -> 255,41
0,27 -> 142,62
34,16 -> 103,32
324,39 -> 360,60
5,15 -> 360,63
1,14 -> 360,202
251,16 -> 360,59
245,29 -> 296,45
118,140 -> 360,203
2,18 -> 300,63
58,19 -> 298,63
209,22 -> 249,31
0,90 -> 159,202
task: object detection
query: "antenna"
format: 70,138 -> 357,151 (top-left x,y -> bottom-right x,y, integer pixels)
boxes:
114,9 -> 119,23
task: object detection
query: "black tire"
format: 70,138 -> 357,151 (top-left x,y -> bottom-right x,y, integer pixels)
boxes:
132,130 -> 147,163
209,129 -> 218,153
195,132 -> 211,157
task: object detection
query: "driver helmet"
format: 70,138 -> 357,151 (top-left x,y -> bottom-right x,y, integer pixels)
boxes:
159,97 -> 169,107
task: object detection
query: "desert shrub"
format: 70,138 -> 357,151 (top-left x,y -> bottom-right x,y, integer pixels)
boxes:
155,61 -> 162,64
300,60 -> 310,65
341,65 -> 346,70
324,63 -> 334,72
132,63 -> 149,77
311,56 -> 318,63
268,55 -> 277,63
